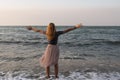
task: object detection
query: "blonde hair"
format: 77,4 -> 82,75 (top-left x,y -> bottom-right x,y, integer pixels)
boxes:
46,23 -> 56,40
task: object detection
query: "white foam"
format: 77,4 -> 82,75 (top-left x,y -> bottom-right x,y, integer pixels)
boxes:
0,71 -> 120,80
58,72 -> 120,80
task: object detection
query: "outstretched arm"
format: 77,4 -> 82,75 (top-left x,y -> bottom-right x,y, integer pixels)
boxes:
26,26 -> 46,34
63,23 -> 82,33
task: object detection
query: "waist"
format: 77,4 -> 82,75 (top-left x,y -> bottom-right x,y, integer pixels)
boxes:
48,41 -> 57,45
48,43 -> 57,45
48,44 -> 58,46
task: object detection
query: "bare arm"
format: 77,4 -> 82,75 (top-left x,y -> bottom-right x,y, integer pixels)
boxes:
63,24 -> 82,33
26,26 -> 46,34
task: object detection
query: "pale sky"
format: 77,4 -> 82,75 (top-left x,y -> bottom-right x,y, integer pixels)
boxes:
0,0 -> 120,26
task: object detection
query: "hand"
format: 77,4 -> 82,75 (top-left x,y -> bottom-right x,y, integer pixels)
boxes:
75,23 -> 82,28
26,26 -> 32,30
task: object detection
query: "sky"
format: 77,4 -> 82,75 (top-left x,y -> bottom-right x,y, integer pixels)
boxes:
0,0 -> 120,26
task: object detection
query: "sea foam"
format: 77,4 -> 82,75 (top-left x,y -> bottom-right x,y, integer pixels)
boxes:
0,71 -> 120,80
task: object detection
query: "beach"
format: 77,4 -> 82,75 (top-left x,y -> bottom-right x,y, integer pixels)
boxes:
0,57 -> 120,80
0,26 -> 120,80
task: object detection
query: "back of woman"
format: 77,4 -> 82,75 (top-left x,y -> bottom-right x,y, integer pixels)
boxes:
27,23 -> 82,79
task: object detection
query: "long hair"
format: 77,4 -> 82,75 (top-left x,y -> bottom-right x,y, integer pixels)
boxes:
46,23 -> 56,40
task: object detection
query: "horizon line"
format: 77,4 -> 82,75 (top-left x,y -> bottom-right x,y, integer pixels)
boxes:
0,24 -> 120,26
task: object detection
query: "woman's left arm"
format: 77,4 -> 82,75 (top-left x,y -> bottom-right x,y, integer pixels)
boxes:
63,23 -> 82,33
26,26 -> 46,34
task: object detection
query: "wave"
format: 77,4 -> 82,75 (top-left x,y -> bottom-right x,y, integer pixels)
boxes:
105,41 -> 120,45
60,54 -> 95,60
0,41 -> 42,45
0,71 -> 120,80
1,39 -> 120,46
0,57 -> 26,61
100,53 -> 120,57
79,40 -> 120,46
91,40 -> 120,45
60,56 -> 86,60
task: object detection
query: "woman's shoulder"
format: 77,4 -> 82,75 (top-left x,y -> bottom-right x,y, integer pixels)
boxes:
56,31 -> 64,35
57,31 -> 64,33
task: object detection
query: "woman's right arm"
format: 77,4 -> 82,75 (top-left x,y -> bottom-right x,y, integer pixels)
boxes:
26,26 -> 46,34
63,24 -> 82,33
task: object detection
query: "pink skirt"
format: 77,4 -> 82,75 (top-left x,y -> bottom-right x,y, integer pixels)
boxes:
40,44 -> 59,68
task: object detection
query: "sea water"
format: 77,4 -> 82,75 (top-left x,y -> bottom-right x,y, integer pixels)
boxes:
0,26 -> 120,80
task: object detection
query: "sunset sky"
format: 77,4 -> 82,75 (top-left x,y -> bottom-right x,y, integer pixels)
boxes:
0,0 -> 120,26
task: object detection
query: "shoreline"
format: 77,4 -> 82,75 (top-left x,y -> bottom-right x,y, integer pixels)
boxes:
0,58 -> 120,73
0,59 -> 120,79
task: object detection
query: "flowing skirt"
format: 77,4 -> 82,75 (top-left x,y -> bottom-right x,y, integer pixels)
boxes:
40,44 -> 59,68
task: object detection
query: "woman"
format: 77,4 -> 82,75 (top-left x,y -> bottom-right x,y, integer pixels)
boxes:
27,23 -> 82,78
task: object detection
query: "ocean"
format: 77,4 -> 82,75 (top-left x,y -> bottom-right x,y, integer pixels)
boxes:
0,26 -> 120,80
